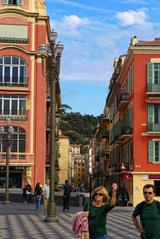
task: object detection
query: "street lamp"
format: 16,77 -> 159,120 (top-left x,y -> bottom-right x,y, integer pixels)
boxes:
39,29 -> 64,222
0,121 -> 14,203
89,148 -> 93,202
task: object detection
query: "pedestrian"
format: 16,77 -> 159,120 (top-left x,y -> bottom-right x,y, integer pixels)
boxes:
42,179 -> 50,216
63,180 -> 72,212
23,182 -> 32,203
34,182 -> 43,211
132,184 -> 160,239
83,182 -> 118,239
118,186 -> 129,206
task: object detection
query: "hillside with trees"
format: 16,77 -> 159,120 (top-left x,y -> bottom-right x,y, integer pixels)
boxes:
59,112 -> 102,151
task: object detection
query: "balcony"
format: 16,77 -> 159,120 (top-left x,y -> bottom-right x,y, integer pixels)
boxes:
0,111 -> 27,121
0,153 -> 34,164
120,126 -> 132,139
0,77 -> 28,87
147,83 -> 160,94
148,123 -> 160,132
117,92 -> 130,111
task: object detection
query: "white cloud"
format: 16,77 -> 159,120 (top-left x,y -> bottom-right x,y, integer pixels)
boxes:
62,15 -> 89,28
115,9 -> 149,26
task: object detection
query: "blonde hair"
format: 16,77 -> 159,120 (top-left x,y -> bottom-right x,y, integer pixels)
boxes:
92,186 -> 109,203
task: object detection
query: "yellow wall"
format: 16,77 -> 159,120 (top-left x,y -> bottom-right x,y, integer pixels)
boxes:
58,136 -> 70,185
133,174 -> 160,207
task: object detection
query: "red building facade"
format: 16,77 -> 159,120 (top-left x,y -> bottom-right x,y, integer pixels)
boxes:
106,37 -> 160,206
0,1 -> 50,188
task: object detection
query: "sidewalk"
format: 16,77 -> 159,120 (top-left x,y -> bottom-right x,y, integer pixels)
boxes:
0,202 -> 135,239
0,202 -> 79,239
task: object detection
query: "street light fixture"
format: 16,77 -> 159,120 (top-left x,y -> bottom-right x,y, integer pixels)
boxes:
39,29 -> 64,222
0,121 -> 14,203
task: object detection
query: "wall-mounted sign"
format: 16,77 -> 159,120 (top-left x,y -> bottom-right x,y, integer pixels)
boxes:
149,175 -> 160,180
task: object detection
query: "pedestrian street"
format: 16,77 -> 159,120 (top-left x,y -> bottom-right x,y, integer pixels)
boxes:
0,203 -> 139,239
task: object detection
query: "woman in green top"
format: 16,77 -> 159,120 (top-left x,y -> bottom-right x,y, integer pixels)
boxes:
84,183 -> 117,239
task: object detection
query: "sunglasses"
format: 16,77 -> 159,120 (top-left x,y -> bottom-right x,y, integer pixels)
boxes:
143,192 -> 153,195
95,193 -> 103,196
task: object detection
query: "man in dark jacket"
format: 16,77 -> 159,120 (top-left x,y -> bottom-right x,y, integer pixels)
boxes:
63,180 -> 72,212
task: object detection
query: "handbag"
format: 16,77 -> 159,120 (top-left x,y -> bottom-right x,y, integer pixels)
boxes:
80,231 -> 90,239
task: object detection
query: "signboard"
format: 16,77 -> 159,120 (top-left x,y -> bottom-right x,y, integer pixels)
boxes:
149,175 -> 160,180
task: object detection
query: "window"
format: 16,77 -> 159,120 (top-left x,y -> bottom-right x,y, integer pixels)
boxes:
0,95 -> 26,117
148,104 -> 160,131
154,181 -> 160,196
148,140 -> 160,163
147,63 -> 160,92
0,126 -> 26,153
0,56 -> 27,86
3,0 -> 23,5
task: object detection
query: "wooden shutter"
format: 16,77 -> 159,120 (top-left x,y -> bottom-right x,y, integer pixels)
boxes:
147,63 -> 153,83
2,0 -> 9,4
148,141 -> 154,162
148,104 -> 154,123
17,0 -> 23,5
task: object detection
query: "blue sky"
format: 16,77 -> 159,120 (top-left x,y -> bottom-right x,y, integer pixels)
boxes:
46,0 -> 160,116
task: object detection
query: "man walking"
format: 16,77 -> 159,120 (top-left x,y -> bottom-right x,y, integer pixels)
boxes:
63,180 -> 72,212
132,184 -> 160,239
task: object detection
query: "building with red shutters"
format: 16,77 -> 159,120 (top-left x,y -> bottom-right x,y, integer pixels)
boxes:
106,36 -> 160,206
0,0 -> 56,189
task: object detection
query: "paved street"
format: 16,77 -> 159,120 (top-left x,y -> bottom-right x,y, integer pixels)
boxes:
0,202 -> 139,239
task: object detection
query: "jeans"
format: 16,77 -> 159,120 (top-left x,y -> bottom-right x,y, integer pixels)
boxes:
63,196 -> 70,211
36,195 -> 42,210
90,235 -> 108,239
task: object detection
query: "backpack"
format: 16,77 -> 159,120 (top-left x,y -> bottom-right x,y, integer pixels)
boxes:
138,200 -> 160,217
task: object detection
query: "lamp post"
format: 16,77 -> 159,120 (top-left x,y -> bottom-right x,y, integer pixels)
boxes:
0,122 -> 14,203
89,148 -> 93,202
39,29 -> 63,222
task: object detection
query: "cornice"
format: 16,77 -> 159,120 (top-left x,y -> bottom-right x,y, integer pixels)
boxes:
0,45 -> 36,55
0,8 -> 39,18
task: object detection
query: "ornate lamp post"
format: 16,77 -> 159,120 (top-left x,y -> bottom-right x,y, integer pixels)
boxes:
0,122 -> 14,203
39,29 -> 64,222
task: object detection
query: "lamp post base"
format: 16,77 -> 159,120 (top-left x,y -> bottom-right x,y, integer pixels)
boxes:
44,215 -> 59,222
44,201 -> 59,223
3,200 -> 10,204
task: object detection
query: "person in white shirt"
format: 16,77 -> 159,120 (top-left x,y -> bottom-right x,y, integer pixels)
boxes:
42,179 -> 50,216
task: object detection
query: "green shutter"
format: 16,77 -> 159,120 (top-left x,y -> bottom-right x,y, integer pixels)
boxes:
17,0 -> 23,5
148,104 -> 154,123
147,63 -> 154,91
148,141 -> 154,162
2,0 -> 8,4
147,63 -> 153,83
159,142 -> 160,162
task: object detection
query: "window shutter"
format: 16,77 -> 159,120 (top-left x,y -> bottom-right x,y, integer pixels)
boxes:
17,0 -> 23,5
147,63 -> 153,83
148,104 -> 154,123
159,142 -> 160,162
2,0 -> 9,4
148,141 -> 154,162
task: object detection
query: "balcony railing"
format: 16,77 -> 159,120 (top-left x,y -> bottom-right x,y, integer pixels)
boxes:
0,77 -> 28,87
0,110 -> 27,121
147,83 -> 160,93
0,153 -> 34,162
117,92 -> 130,111
148,123 -> 160,132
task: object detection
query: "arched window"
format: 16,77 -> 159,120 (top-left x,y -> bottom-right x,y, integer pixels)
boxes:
0,56 -> 27,86
0,126 -> 26,153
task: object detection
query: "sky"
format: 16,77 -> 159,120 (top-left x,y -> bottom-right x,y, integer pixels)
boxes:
46,0 -> 160,116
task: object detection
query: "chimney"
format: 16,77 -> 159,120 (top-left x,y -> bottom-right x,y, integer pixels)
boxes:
130,36 -> 138,46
